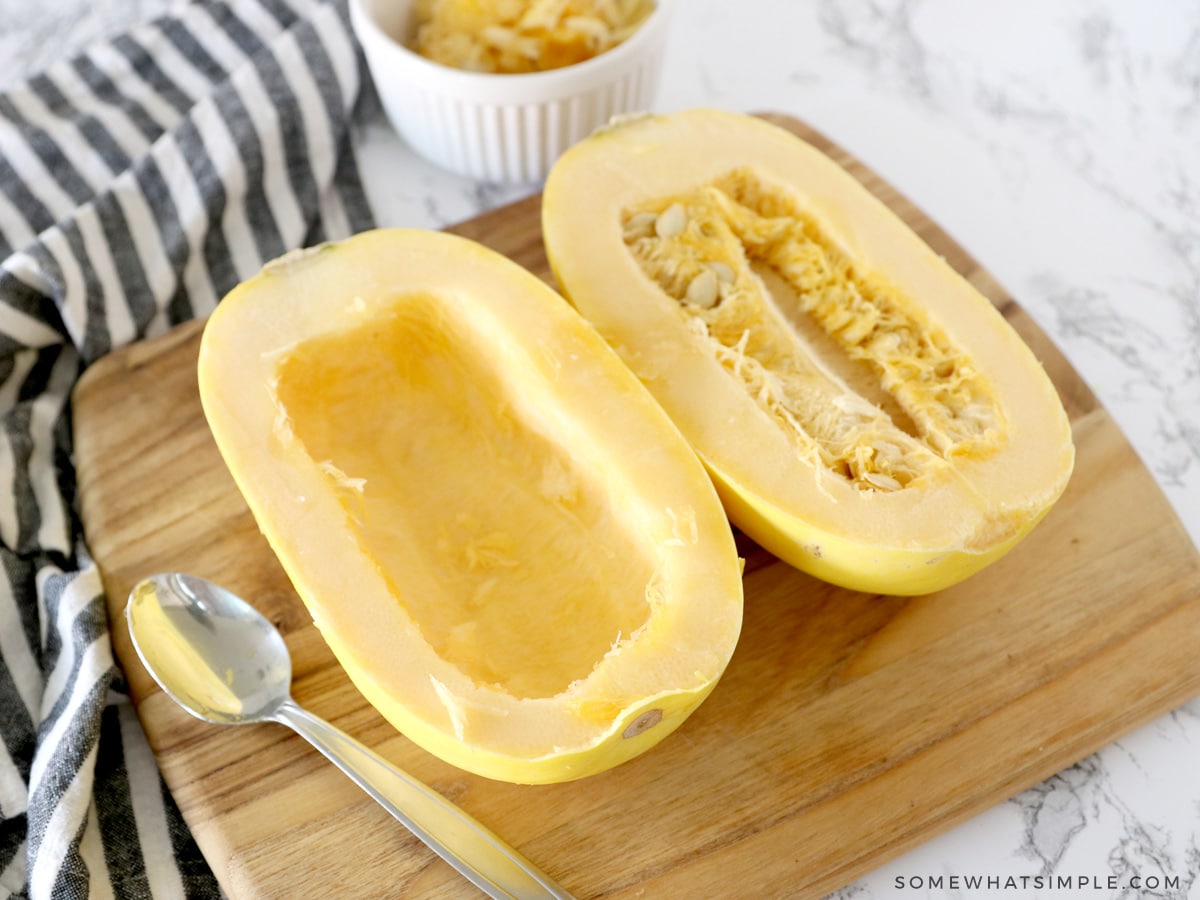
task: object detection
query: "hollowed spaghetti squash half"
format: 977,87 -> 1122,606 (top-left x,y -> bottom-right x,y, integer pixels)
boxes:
542,108 -> 1074,595
197,228 -> 743,783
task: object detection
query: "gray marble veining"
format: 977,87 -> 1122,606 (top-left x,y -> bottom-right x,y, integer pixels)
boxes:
0,0 -> 176,90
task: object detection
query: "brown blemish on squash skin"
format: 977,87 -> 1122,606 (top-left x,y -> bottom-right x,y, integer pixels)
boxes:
623,708 -> 663,738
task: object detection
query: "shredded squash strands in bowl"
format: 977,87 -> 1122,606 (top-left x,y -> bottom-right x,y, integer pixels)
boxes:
411,0 -> 655,73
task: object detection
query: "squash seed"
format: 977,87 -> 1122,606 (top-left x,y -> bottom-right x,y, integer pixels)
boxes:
862,471 -> 903,492
623,212 -> 658,237
655,202 -> 687,239
685,268 -> 720,308
708,261 -> 736,283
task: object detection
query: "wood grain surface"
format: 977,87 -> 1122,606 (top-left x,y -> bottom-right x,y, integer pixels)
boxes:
72,114 -> 1200,899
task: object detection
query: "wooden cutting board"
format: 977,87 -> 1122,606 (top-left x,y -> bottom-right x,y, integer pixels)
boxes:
73,113 -> 1200,899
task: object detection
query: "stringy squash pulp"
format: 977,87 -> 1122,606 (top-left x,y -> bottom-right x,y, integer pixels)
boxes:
197,229 -> 743,783
542,109 -> 1075,595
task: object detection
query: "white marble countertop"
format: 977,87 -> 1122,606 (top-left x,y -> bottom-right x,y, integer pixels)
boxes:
8,0 -> 1198,897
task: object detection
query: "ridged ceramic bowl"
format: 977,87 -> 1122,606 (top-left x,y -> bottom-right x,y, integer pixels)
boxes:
349,0 -> 674,184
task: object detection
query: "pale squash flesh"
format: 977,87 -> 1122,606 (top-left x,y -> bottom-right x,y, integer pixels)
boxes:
197,228 -> 743,783
542,109 -> 1075,595
275,302 -> 659,699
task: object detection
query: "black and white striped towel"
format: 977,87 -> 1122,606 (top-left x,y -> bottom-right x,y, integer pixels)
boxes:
0,1 -> 375,896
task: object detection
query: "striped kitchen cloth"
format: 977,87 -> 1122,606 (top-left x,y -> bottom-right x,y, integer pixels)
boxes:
0,0 -> 376,896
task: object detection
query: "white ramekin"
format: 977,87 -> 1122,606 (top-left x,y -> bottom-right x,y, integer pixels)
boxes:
349,0 -> 674,184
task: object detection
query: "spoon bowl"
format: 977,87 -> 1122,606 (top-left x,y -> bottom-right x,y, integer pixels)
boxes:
128,573 -> 291,724
126,572 -> 574,900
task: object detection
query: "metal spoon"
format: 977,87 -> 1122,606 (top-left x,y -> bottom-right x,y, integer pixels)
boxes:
125,572 -> 574,899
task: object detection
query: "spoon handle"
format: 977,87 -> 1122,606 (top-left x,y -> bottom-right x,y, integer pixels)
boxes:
272,699 -> 574,899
